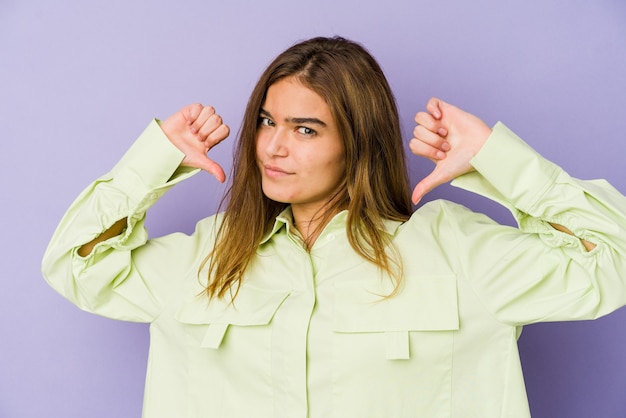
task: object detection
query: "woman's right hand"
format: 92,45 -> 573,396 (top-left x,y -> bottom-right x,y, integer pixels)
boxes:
160,103 -> 230,182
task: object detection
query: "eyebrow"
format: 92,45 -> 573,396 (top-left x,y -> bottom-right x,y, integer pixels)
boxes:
260,108 -> 327,127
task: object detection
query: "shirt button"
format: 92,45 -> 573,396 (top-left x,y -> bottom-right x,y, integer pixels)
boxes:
326,233 -> 335,241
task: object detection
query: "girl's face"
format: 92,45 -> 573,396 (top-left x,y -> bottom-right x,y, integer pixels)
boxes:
256,77 -> 346,219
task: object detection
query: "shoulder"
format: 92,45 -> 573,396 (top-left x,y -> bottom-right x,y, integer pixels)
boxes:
181,212 -> 224,255
194,212 -> 225,238
398,199 -> 500,238
142,213 -> 224,264
409,199 -> 474,224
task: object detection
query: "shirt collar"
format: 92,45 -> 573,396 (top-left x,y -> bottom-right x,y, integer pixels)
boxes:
259,207 -> 404,245
260,206 -> 294,245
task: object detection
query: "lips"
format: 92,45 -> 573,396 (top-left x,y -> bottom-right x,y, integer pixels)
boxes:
263,163 -> 293,178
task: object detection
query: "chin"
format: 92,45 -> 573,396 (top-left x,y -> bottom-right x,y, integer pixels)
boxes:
261,187 -> 292,204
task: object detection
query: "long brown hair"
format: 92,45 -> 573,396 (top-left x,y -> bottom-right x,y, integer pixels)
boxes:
204,36 -> 412,299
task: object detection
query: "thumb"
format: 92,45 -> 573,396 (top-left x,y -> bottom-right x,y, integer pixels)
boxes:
411,169 -> 448,205
190,155 -> 226,183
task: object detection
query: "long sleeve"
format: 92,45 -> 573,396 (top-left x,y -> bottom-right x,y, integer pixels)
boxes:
448,122 -> 626,325
41,120 -> 205,322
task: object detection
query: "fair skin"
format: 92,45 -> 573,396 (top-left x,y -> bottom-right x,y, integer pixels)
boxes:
412,98 -> 595,251
77,104 -> 230,257
256,77 -> 346,243
78,96 -> 594,255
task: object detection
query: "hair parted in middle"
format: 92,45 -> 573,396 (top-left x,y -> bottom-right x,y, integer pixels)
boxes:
203,36 -> 413,299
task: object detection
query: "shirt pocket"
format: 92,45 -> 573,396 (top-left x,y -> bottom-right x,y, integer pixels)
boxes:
175,285 -> 291,348
331,275 -> 458,417
333,274 -> 459,354
172,286 -> 291,418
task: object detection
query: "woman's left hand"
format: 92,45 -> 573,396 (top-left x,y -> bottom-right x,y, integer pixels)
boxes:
409,98 -> 492,204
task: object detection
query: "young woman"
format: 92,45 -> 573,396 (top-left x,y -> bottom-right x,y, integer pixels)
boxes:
42,37 -> 626,418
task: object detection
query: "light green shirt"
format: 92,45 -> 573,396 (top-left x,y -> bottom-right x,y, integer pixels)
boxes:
42,121 -> 626,418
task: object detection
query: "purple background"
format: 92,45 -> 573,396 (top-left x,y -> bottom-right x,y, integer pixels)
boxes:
1,1 -> 625,417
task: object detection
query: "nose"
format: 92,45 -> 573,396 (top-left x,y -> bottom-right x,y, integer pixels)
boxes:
263,127 -> 288,157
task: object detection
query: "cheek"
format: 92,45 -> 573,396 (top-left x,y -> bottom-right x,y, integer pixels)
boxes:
254,135 -> 264,160
303,154 -> 316,165
332,161 -> 347,185
320,154 -> 346,186
330,148 -> 347,173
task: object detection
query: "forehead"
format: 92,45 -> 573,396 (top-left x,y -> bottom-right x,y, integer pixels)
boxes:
263,77 -> 332,119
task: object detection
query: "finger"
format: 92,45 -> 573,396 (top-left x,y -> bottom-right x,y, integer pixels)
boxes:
206,123 -> 230,146
411,169 -> 448,205
426,97 -> 444,120
411,180 -> 428,206
412,124 -> 450,154
187,154 -> 226,183
202,158 -> 227,183
197,113 -> 224,141
409,137 -> 447,161
184,103 -> 203,125
189,105 -> 216,134
412,124 -> 448,151
414,111 -> 448,137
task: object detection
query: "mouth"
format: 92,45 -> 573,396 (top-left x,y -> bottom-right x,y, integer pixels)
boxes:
263,163 -> 293,178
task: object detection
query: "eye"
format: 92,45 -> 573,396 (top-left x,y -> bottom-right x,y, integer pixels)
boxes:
259,116 -> 274,127
297,126 -> 316,136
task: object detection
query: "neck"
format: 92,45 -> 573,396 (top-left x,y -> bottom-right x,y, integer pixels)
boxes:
292,205 -> 338,249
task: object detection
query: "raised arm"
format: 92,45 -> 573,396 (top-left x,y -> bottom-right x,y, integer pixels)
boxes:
409,97 -> 595,251
76,104 -> 229,256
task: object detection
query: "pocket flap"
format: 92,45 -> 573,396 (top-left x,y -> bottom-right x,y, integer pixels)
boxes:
175,286 -> 291,326
333,275 -> 459,332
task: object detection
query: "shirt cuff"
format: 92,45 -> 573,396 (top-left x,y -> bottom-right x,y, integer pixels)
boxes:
451,122 -> 562,215
107,119 -> 200,212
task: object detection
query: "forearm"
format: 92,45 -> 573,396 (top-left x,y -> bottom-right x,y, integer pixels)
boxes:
77,217 -> 128,257
42,120 -> 199,319
548,222 -> 596,252
453,122 -> 626,320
